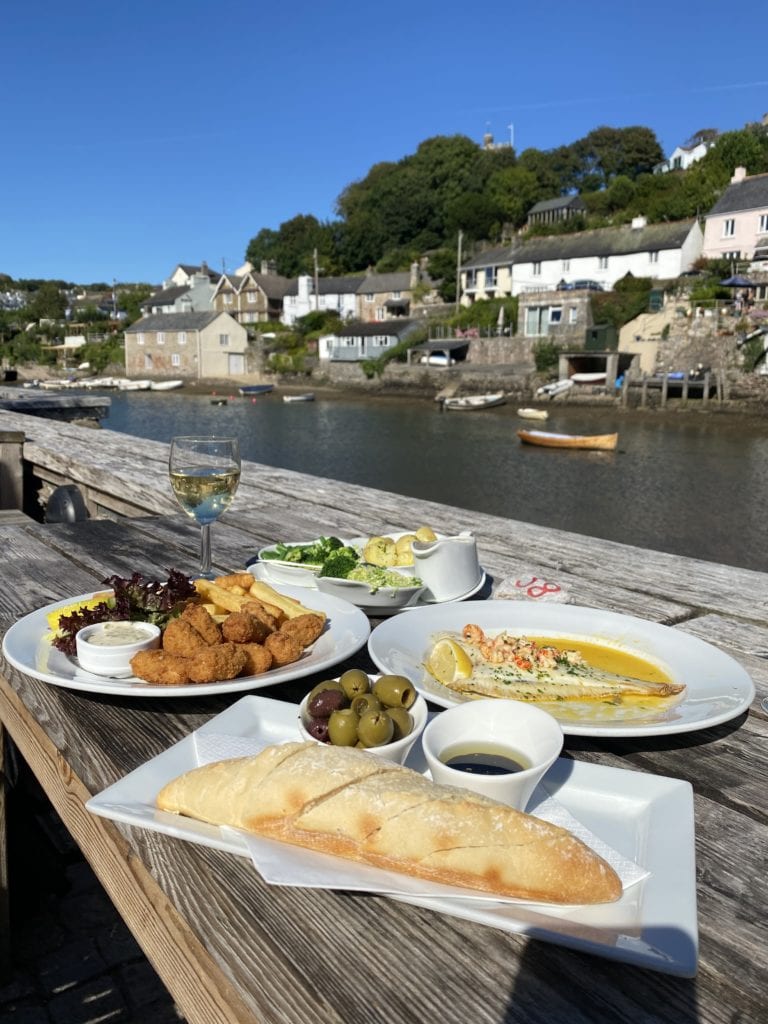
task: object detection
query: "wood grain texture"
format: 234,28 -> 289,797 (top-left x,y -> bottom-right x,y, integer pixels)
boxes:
0,417 -> 766,1023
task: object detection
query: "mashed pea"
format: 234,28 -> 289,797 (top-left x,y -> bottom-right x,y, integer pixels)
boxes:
347,566 -> 422,592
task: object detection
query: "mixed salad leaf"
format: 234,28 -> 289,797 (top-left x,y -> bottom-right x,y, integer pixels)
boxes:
52,569 -> 195,656
261,536 -> 348,567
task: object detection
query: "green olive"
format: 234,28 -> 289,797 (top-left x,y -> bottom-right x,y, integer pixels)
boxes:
339,669 -> 371,700
373,674 -> 416,709
327,708 -> 360,746
385,706 -> 413,740
307,680 -> 345,706
351,693 -> 381,717
357,710 -> 395,748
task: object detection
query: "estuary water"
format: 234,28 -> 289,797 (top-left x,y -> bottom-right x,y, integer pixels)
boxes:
101,389 -> 768,573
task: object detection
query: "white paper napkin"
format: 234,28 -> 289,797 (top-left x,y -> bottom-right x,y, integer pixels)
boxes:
194,733 -> 649,902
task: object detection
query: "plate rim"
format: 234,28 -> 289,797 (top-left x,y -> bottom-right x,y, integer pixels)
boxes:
367,600 -> 755,738
1,586 -> 370,698
86,693 -> 698,976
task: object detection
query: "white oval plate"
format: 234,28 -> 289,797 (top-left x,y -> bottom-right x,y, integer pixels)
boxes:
367,601 -> 755,737
2,586 -> 370,698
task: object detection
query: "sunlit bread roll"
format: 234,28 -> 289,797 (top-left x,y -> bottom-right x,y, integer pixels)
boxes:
156,741 -> 622,905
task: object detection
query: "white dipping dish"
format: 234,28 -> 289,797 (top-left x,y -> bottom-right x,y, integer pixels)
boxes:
421,699 -> 563,810
298,689 -> 428,764
75,621 -> 161,678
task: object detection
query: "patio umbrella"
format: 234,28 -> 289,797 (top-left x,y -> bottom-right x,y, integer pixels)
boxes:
720,274 -> 754,287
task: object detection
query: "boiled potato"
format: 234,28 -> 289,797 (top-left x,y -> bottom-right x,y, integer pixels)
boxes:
363,536 -> 397,567
394,534 -> 417,566
415,525 -> 437,542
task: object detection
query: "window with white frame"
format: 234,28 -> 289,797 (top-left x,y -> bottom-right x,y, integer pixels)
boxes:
465,270 -> 476,287
144,353 -> 153,369
569,306 -> 578,324
219,334 -> 229,347
759,214 -> 768,233
248,291 -> 256,303
485,267 -> 497,287
178,331 -> 187,345
392,291 -> 401,299
137,333 -> 145,346
532,262 -> 542,276
723,250 -> 741,261
598,256 -> 609,269
549,307 -> 562,324
723,218 -> 735,238
366,292 -> 374,302
649,251 -> 659,263
171,353 -> 181,367
375,307 -> 385,320
562,259 -> 570,271
224,293 -> 233,304
157,332 -> 165,345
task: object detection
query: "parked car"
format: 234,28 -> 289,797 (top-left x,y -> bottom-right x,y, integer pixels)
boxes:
420,354 -> 456,366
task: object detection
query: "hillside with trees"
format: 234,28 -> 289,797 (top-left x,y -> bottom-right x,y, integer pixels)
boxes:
245,122 -> 768,300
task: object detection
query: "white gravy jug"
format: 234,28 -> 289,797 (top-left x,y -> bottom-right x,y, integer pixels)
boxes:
411,531 -> 482,602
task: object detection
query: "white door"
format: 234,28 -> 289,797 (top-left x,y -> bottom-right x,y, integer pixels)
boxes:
228,353 -> 245,374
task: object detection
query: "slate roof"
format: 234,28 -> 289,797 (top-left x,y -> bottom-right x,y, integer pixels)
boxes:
284,275 -> 365,297
357,272 -> 412,293
462,245 -> 513,270
528,195 -> 587,215
336,319 -> 417,338
125,312 -> 224,333
707,174 -> 768,216
142,285 -> 189,308
510,220 -> 698,263
247,272 -> 294,300
177,263 -> 221,282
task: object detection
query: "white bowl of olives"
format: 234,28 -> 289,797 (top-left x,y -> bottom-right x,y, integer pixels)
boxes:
298,669 -> 427,764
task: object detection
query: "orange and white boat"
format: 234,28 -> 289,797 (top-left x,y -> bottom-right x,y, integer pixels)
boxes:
517,428 -> 618,451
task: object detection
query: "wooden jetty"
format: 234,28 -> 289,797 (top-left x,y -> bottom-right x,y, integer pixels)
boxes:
0,406 -> 766,1024
0,386 -> 109,423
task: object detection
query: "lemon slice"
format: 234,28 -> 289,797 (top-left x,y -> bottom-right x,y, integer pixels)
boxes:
426,638 -> 473,686
46,592 -> 112,631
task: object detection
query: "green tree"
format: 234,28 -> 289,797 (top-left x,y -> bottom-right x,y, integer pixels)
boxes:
25,282 -> 66,320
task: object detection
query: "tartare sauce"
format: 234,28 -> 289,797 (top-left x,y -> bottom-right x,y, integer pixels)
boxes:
83,622 -> 152,647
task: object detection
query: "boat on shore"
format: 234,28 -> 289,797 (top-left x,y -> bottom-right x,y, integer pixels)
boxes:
442,392 -> 506,411
239,384 -> 274,396
536,379 -> 574,399
570,372 -> 607,385
150,380 -> 184,391
117,379 -> 152,391
517,428 -> 618,451
282,393 -> 315,403
517,407 -> 549,421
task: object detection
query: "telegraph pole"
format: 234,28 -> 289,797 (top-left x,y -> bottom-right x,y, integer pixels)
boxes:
455,230 -> 463,313
313,248 -> 320,311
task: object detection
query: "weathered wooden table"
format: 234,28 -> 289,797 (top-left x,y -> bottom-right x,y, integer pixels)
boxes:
0,449 -> 766,1023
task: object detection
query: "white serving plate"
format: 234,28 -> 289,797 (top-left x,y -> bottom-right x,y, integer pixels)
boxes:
367,601 -> 755,738
250,561 -> 488,616
1,586 -> 370,697
86,694 -> 698,976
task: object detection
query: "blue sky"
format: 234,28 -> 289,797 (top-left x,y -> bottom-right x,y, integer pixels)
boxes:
2,0 -> 767,285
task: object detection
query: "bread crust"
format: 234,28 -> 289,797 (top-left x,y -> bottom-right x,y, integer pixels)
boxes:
156,741 -> 622,905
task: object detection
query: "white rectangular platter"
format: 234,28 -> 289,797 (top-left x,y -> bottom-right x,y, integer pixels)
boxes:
87,695 -> 698,976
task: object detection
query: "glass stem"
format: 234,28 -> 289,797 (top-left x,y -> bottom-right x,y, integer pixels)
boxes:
199,523 -> 212,577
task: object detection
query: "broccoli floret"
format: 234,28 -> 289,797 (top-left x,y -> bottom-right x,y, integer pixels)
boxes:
319,547 -> 360,579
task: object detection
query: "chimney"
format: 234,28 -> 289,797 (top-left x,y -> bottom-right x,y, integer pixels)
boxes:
731,166 -> 748,184
631,215 -> 647,230
410,261 -> 420,288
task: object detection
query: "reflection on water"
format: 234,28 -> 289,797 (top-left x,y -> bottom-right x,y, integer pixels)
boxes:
101,390 -> 768,572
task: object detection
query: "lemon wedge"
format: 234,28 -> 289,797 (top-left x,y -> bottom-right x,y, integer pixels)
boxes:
46,592 -> 112,631
426,638 -> 473,686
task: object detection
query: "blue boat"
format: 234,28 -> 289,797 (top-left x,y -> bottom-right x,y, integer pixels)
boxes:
238,384 -> 274,396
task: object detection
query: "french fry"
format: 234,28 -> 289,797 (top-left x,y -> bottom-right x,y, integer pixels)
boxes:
193,579 -> 253,613
247,579 -> 327,623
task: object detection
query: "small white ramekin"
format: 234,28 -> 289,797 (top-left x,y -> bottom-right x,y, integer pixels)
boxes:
75,621 -> 161,678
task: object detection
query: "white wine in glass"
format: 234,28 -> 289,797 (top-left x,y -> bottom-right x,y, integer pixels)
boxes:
169,436 -> 241,579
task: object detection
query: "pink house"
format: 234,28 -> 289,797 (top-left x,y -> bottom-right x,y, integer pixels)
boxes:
702,167 -> 768,264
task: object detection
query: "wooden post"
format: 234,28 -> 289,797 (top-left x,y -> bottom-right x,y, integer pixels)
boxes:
681,373 -> 689,404
702,373 -> 710,408
661,374 -> 668,408
0,431 -> 24,510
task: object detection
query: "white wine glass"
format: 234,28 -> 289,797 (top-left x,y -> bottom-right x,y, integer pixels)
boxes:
169,436 -> 241,579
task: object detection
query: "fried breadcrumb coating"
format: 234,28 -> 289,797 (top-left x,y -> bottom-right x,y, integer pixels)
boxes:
131,650 -> 192,686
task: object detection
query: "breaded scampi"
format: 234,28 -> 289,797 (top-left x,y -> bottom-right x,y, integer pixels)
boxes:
237,643 -> 273,676
242,600 -> 282,632
181,603 -> 223,645
214,573 -> 257,595
162,618 -> 209,657
188,643 -> 247,684
221,611 -> 272,645
131,650 -> 192,686
263,631 -> 303,668
279,613 -> 324,648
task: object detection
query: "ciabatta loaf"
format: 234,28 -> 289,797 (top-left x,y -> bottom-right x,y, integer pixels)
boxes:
156,741 -> 621,905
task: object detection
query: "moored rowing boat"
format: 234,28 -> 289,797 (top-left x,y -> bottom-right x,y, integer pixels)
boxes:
517,407 -> 549,421
517,429 -> 618,451
443,392 -> 505,411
